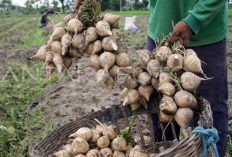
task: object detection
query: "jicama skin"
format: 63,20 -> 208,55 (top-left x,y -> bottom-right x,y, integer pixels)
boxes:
118,75 -> 139,89
159,111 -> 174,123
123,89 -> 140,106
147,59 -> 162,78
67,19 -> 83,34
86,149 -> 101,157
85,27 -> 98,44
174,90 -> 199,110
89,55 -> 101,70
30,45 -> 47,61
156,46 -> 172,63
99,52 -> 116,71
43,51 -> 54,66
158,82 -> 175,96
92,40 -> 103,54
167,54 -> 183,72
51,41 -> 62,55
116,53 -> 131,67
72,34 -> 86,51
174,108 -> 194,138
103,13 -> 120,25
102,36 -> 118,51
64,14 -> 74,23
138,85 -> 154,101
50,27 -> 66,41
135,50 -> 152,67
97,136 -> 110,149
111,137 -> 127,151
159,72 -> 172,86
180,72 -> 202,92
184,55 -> 203,74
159,96 -> 177,115
138,72 -> 151,86
61,33 -> 72,55
96,21 -> 112,36
72,138 -> 89,154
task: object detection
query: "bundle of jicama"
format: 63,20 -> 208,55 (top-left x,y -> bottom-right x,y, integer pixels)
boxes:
116,34 -> 209,138
53,123 -> 147,157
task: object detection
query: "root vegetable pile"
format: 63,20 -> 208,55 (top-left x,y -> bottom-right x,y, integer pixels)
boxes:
116,36 -> 208,139
53,125 -> 148,157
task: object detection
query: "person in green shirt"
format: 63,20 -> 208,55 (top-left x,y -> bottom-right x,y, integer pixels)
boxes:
146,1 -> 228,156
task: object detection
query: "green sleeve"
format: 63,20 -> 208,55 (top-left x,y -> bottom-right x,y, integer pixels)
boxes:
183,0 -> 227,35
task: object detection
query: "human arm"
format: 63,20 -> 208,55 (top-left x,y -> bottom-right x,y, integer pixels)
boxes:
165,0 -> 227,47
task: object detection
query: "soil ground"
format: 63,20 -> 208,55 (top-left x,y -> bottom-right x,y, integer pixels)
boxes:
0,16 -> 232,151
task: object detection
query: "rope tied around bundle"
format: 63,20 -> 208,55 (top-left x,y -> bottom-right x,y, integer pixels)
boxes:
192,127 -> 219,157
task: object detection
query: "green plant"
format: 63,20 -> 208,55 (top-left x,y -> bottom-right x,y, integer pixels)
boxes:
0,61 -> 56,157
121,115 -> 138,146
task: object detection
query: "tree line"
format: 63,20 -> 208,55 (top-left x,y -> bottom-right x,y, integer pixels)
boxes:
0,0 -> 149,16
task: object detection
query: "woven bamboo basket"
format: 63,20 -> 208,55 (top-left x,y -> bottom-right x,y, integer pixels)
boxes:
29,94 -> 214,157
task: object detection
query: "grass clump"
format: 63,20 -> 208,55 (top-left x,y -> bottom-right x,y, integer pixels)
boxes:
0,61 -> 57,157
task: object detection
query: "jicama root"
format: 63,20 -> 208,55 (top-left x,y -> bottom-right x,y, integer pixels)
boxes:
109,65 -> 121,78
159,72 -> 172,86
97,136 -> 110,149
72,138 -> 89,155
158,82 -> 175,96
96,21 -> 112,36
180,72 -> 203,92
112,29 -> 123,42
135,50 -> 151,67
174,90 -> 198,110
84,42 -> 94,55
159,111 -> 174,123
123,89 -> 140,105
103,13 -> 120,25
147,59 -> 162,78
72,34 -> 86,52
167,54 -> 183,72
103,76 -> 115,93
45,62 -> 56,80
99,52 -> 116,71
138,72 -> 151,86
116,53 -> 131,67
92,40 -> 103,54
64,14 -> 74,23
102,36 -> 118,51
118,75 -> 139,89
159,96 -> 177,115
51,41 -> 62,55
174,108 -> 193,138
50,27 -> 66,42
53,150 -> 70,157
184,55 -> 204,74
138,85 -> 154,101
67,19 -> 83,34
85,27 -> 98,44
30,45 -> 47,61
111,137 -> 127,151
96,69 -> 110,83
117,41 -> 128,53
89,55 -> 101,70
61,32 -> 72,55
156,46 -> 172,63
53,53 -> 65,73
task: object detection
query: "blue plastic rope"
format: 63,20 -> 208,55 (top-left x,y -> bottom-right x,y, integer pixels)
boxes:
192,127 -> 219,157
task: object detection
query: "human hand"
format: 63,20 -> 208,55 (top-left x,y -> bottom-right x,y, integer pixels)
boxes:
165,21 -> 192,47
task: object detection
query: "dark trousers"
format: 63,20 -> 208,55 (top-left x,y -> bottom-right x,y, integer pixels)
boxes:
146,36 -> 228,157
40,22 -> 46,28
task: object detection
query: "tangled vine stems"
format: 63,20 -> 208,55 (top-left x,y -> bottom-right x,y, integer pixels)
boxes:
170,71 -> 183,91
78,0 -> 102,28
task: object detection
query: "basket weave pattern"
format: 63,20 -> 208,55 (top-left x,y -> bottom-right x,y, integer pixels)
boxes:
29,95 -> 213,157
